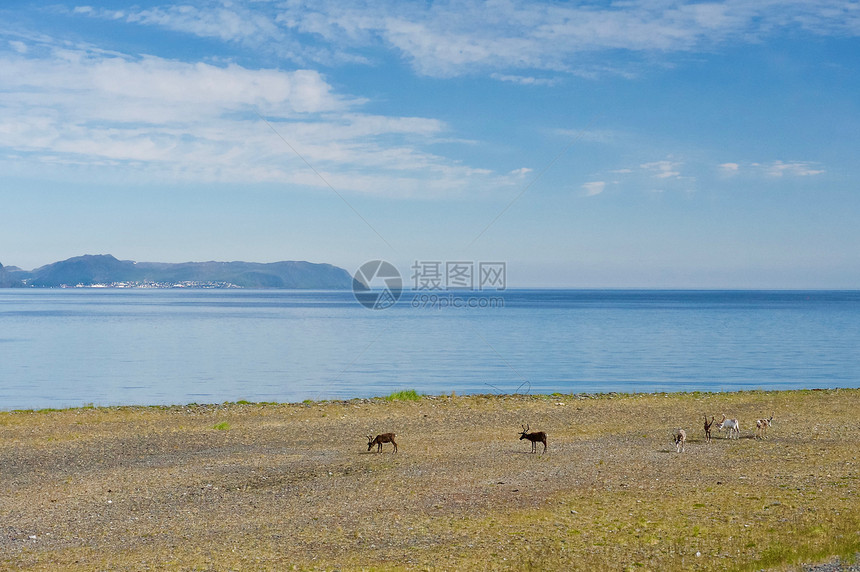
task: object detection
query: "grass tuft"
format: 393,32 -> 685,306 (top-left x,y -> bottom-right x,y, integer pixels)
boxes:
384,389 -> 422,401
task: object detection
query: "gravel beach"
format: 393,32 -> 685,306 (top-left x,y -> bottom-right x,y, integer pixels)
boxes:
2,389 -> 859,571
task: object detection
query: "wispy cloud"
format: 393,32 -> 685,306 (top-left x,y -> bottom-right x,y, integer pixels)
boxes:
490,73 -> 560,86
75,1 -> 860,78
126,5 -> 277,44
721,160 -> 826,177
640,159 -> 683,180
8,39 -> 28,53
764,160 -> 826,177
69,4 -> 367,66
582,181 -> 606,197
70,5 -> 276,44
591,156 -> 827,195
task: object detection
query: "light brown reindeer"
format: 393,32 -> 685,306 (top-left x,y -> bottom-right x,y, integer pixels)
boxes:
755,414 -> 774,440
703,415 -> 715,443
674,428 -> 687,453
367,432 -> 397,453
519,424 -> 547,454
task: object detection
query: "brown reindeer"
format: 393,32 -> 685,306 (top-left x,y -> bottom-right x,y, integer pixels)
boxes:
519,424 -> 547,454
703,415 -> 715,443
367,433 -> 397,453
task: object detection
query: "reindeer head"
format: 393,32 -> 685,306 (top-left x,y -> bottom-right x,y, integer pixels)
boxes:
519,424 -> 530,440
366,434 -> 375,451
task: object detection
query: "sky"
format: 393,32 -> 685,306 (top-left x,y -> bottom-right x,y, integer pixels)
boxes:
1,1 -> 859,288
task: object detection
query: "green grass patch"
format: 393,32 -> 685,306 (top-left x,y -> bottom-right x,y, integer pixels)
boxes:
213,422 -> 230,431
384,389 -> 422,401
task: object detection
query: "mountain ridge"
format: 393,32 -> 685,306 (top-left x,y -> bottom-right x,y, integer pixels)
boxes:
0,254 -> 354,289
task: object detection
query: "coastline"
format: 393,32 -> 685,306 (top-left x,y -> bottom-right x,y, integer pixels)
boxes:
2,388 -> 859,570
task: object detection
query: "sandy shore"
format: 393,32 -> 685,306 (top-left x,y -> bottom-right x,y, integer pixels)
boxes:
2,389 -> 859,571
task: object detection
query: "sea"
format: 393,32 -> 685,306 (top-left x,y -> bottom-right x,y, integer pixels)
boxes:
1,289 -> 859,411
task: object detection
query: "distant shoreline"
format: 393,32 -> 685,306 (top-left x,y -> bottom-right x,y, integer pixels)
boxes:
4,386 -> 858,414
0,254 -> 354,289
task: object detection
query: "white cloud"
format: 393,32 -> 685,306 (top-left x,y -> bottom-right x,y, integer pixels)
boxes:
8,40 -> 28,54
73,1 -> 860,77
490,73 -> 560,86
509,167 -> 533,177
640,160 -> 682,179
0,43 -> 521,197
765,160 -> 825,177
89,58 -> 343,114
718,160 -> 826,178
582,181 -> 606,197
91,4 -> 279,44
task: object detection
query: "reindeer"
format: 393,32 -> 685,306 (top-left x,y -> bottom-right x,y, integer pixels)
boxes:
755,414 -> 774,440
519,424 -> 547,454
367,432 -> 397,453
703,415 -> 715,443
718,414 -> 740,439
674,428 -> 686,453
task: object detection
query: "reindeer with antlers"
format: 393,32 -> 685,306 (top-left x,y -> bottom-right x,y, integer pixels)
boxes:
519,424 -> 547,454
703,415 -> 715,443
367,432 -> 397,453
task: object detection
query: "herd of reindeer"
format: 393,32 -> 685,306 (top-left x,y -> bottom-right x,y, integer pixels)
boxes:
673,413 -> 775,453
366,416 -> 773,456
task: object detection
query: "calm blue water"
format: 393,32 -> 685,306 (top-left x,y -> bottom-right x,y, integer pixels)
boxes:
1,289 -> 859,410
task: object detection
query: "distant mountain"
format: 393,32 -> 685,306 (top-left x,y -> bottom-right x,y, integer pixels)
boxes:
0,262 -> 22,288
2,254 -> 354,289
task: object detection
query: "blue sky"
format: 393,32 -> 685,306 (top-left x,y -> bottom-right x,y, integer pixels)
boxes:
1,1 -> 859,288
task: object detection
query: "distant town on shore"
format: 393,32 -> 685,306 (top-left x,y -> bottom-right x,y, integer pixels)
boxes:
0,254 -> 354,289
